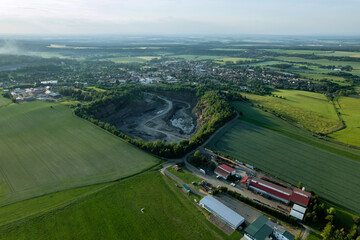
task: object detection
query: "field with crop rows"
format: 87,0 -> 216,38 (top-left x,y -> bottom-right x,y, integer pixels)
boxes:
0,101 -> 159,206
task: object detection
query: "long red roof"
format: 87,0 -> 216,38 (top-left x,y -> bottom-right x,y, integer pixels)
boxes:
218,164 -> 235,173
249,178 -> 292,201
248,178 -> 311,206
215,167 -> 230,178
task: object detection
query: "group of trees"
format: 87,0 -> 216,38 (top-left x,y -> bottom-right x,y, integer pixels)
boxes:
188,150 -> 216,170
303,195 -> 360,240
322,221 -> 359,240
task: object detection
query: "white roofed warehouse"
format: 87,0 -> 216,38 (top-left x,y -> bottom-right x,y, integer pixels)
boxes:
199,195 -> 245,229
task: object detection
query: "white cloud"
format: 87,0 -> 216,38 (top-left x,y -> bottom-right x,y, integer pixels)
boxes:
0,0 -> 359,35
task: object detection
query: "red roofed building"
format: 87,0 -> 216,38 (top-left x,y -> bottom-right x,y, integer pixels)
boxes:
214,164 -> 236,179
248,178 -> 292,204
246,177 -> 312,207
290,188 -> 311,207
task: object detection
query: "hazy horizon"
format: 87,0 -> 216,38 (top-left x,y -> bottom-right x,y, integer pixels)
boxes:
1,0 -> 360,36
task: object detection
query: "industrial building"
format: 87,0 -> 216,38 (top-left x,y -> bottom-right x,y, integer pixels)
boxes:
244,215 -> 294,240
241,177 -> 311,207
214,164 -> 236,179
290,204 -> 306,221
199,195 -> 244,229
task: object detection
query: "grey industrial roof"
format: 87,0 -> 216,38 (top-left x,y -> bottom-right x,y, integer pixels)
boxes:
292,204 -> 306,214
200,195 -> 244,228
290,209 -> 304,221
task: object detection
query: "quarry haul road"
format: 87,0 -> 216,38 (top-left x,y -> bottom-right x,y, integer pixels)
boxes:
140,93 -> 184,142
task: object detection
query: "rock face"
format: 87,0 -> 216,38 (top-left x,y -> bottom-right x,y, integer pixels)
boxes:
99,92 -> 199,143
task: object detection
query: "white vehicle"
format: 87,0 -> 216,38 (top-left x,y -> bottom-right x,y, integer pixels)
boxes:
230,183 -> 236,187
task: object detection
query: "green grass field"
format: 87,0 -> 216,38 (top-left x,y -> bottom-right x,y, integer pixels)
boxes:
214,57 -> 256,64
167,167 -> 203,184
207,102 -> 360,214
169,55 -> 224,60
0,171 -> 242,240
243,90 -> 342,134
0,182 -> 110,227
273,56 -> 360,76
0,101 -> 159,206
329,96 -> 360,147
306,232 -> 322,240
86,86 -> 107,92
263,49 -> 360,58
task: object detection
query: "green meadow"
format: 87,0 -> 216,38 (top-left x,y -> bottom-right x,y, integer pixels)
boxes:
243,90 -> 343,134
0,171 -> 242,240
0,101 -> 159,206
329,96 -> 360,147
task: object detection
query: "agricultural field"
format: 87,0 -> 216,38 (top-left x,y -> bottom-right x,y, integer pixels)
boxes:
0,101 -> 159,206
0,182 -> 110,227
329,96 -> 360,147
101,57 -> 148,63
214,57 -> 256,64
243,90 -> 343,134
273,56 -> 360,76
263,49 -> 360,58
169,55 -> 224,60
298,73 -> 348,84
207,102 -> 360,214
0,171 -> 242,240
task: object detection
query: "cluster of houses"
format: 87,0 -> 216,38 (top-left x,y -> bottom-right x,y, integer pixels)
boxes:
8,86 -> 61,102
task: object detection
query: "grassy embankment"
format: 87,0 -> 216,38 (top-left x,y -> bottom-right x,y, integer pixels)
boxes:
0,171 -> 242,240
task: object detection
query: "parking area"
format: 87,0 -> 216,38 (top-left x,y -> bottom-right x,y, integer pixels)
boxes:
215,194 -> 262,225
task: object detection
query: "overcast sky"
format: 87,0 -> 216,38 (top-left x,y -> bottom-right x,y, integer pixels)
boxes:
0,0 -> 359,35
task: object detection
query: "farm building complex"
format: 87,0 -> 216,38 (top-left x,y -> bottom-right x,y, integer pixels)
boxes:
214,164 -> 236,179
199,195 -> 245,229
241,177 -> 311,207
244,215 -> 294,240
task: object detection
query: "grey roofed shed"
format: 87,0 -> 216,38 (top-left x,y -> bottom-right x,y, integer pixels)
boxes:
199,195 -> 245,229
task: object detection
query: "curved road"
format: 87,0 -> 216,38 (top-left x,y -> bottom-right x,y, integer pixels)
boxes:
139,93 -> 184,142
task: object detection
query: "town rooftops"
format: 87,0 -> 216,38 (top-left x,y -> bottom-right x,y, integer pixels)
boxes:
218,164 -> 235,173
